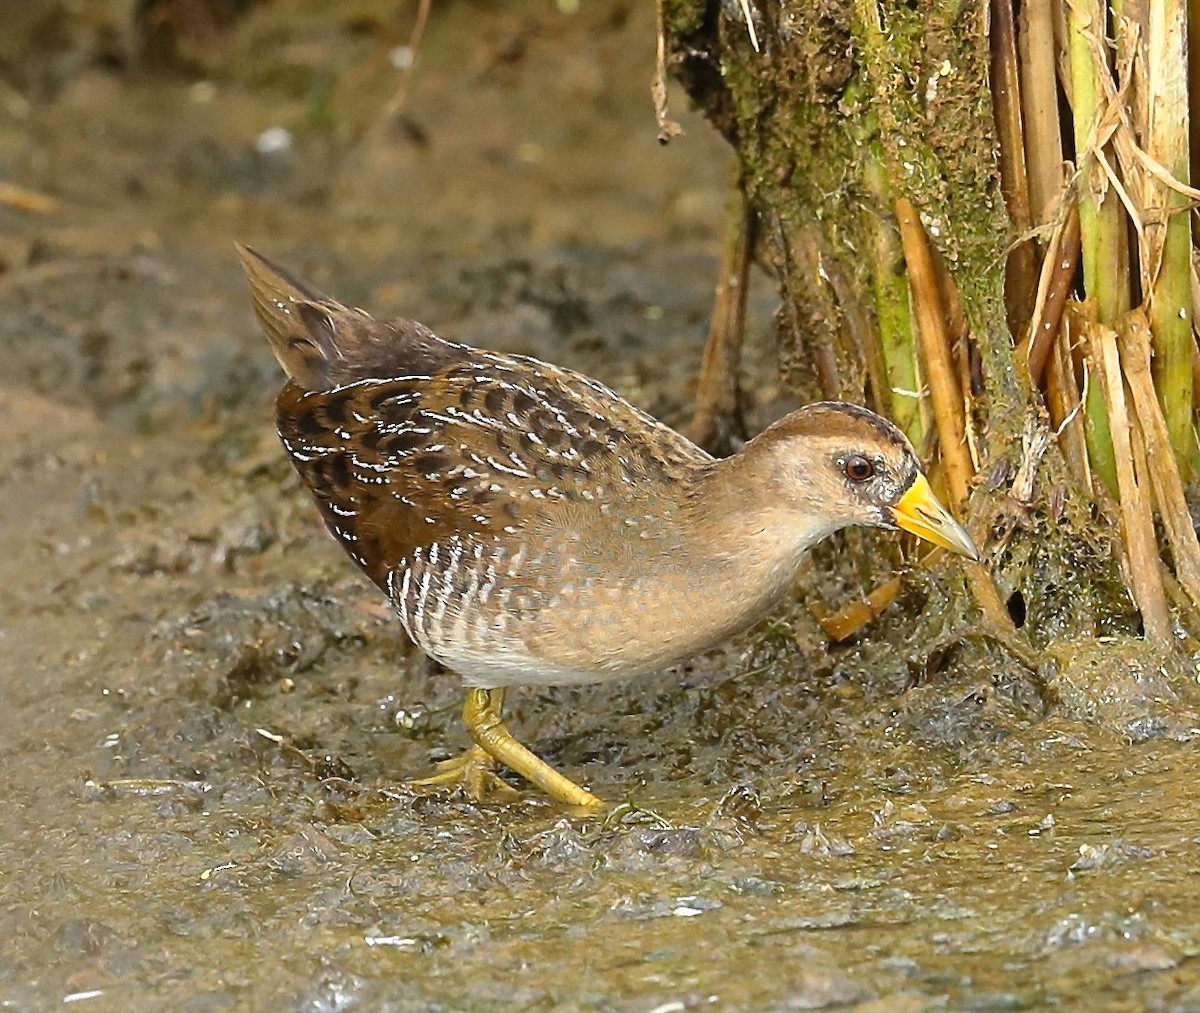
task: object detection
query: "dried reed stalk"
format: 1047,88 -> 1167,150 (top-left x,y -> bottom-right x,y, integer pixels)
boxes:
1017,0 -> 1066,223
1089,317 -> 1172,641
1120,309 -> 1200,610
1044,315 -> 1093,491
1024,198 -> 1081,386
991,0 -> 1039,337
895,197 -> 975,509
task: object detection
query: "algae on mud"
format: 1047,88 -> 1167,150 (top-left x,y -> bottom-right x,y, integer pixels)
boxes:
3,1 -> 1200,1010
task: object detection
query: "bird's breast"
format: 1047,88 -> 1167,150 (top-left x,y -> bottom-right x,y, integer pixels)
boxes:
387,520 -> 808,688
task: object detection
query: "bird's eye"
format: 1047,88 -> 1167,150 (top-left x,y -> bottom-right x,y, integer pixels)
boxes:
843,455 -> 875,483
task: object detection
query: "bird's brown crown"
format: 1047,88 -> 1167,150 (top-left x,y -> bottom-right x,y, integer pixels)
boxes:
757,400 -> 912,450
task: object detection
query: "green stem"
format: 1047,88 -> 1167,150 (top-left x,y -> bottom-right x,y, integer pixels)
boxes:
1146,0 -> 1195,480
1151,212 -> 1195,478
864,144 -> 924,447
1069,0 -> 1125,495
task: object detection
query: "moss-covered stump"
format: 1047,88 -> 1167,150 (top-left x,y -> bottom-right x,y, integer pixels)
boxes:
662,0 -> 1195,717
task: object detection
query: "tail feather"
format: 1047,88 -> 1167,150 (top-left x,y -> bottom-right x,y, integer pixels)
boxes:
236,243 -> 374,390
238,243 -> 470,390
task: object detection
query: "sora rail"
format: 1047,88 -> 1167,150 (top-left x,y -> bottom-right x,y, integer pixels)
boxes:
239,245 -> 978,808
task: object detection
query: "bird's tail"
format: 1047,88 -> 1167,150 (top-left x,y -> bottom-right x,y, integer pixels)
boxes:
236,243 -> 377,391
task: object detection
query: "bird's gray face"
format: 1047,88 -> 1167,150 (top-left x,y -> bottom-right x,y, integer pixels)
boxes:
826,444 -> 919,530
756,432 -> 918,539
783,440 -> 978,560
752,403 -> 980,560
825,445 -> 978,558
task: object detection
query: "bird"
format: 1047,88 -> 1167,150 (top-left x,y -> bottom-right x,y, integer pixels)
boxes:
237,244 -> 979,809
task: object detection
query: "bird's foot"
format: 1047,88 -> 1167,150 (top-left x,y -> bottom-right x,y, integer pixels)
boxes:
463,688 -> 604,809
410,744 -> 521,802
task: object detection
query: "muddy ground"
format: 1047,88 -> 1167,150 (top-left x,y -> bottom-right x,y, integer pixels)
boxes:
4,3 -> 1200,1010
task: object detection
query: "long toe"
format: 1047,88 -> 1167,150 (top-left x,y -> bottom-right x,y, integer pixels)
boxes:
410,745 -> 521,802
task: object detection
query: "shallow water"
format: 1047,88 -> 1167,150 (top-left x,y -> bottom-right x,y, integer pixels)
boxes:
3,3 -> 1200,1010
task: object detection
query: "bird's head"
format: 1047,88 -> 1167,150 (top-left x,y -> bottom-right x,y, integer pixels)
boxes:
743,402 -> 979,560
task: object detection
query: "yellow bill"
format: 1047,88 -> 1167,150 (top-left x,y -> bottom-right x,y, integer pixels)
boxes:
890,473 -> 980,560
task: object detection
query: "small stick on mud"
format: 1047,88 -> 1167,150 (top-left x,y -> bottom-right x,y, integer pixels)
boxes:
0,181 -> 61,215
813,577 -> 902,641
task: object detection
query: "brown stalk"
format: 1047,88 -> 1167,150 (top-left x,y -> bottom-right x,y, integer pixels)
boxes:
966,561 -> 1042,668
937,246 -> 973,394
1025,199 -> 1082,386
891,201 -> 1033,658
991,0 -> 1039,338
895,197 -> 974,508
687,177 -> 754,450
937,255 -> 983,473
1018,0 -> 1067,223
1090,318 -> 1173,642
992,0 -> 1033,230
1120,308 -> 1200,609
1044,315 -> 1093,490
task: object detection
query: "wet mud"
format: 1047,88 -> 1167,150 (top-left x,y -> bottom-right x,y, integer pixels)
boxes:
4,3 -> 1200,1010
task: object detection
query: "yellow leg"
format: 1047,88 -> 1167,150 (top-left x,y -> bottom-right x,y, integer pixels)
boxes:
464,688 -> 602,808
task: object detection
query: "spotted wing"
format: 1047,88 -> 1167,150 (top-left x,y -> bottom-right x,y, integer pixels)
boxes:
274,350 -> 711,594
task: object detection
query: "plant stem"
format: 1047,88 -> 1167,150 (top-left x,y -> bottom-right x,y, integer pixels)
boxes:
864,145 -> 924,446
1017,0 -> 1065,224
1095,321 -> 1172,642
1145,0 -> 1195,478
896,197 -> 974,509
1068,0 -> 1126,495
